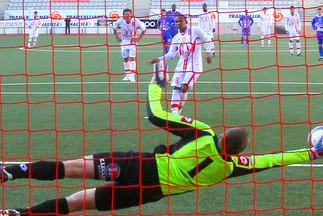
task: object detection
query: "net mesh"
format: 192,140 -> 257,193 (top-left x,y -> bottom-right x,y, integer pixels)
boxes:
1,0 -> 323,215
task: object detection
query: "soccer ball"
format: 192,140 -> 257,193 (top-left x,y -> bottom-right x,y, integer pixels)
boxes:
308,126 -> 323,147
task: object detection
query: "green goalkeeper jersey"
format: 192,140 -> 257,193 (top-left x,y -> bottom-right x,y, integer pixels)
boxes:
147,84 -> 310,195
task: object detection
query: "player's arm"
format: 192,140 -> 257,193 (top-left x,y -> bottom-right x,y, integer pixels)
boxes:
228,149 -> 311,178
157,18 -> 162,30
136,19 -> 147,42
297,15 -> 301,32
258,16 -> 262,29
311,18 -> 317,31
147,84 -> 215,138
148,43 -> 178,64
212,15 -> 216,33
284,17 -> 289,33
198,15 -> 202,29
113,19 -> 121,42
249,16 -> 254,26
195,27 -> 212,64
238,17 -> 243,27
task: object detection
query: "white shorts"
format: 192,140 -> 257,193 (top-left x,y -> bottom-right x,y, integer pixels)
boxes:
261,28 -> 271,36
29,29 -> 39,38
289,32 -> 300,40
121,44 -> 136,58
171,72 -> 200,89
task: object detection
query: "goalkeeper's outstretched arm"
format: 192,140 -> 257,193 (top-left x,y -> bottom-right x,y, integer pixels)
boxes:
147,84 -> 215,138
229,149 -> 312,178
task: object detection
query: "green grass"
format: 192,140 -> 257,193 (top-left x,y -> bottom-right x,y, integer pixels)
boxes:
0,34 -> 323,215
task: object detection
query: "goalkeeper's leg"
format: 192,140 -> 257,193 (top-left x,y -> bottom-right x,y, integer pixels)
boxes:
151,60 -> 168,88
0,190 -> 92,216
0,156 -> 96,183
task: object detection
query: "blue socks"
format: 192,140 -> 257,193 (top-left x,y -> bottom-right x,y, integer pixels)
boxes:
319,46 -> 323,57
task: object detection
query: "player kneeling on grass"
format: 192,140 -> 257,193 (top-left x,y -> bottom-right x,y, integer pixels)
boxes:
1,69 -> 323,216
148,15 -> 212,115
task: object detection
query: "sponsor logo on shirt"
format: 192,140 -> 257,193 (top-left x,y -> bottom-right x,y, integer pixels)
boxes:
238,156 -> 250,166
106,163 -> 121,179
99,159 -> 106,181
181,116 -> 194,124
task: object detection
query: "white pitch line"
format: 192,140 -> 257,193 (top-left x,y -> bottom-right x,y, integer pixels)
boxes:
0,91 -> 322,95
18,47 -> 319,53
1,81 -> 323,86
1,161 -> 322,167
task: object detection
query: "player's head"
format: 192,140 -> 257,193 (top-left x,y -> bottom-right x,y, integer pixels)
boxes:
262,7 -> 267,12
174,15 -> 187,32
34,11 -> 38,18
290,6 -> 295,14
171,4 -> 177,12
218,128 -> 249,155
161,9 -> 167,16
202,3 -> 207,12
317,8 -> 322,16
123,8 -> 132,22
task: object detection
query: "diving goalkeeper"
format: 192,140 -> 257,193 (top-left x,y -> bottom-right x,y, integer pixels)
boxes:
0,69 -> 322,216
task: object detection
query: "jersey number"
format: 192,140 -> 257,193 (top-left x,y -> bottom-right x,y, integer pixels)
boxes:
187,157 -> 213,178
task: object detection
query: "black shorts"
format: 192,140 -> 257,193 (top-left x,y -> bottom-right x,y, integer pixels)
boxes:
93,151 -> 164,211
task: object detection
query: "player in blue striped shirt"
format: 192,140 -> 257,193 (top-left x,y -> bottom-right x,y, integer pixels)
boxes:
312,7 -> 323,61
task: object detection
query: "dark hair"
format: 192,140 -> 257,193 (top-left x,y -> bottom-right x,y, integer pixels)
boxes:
290,5 -> 295,8
34,11 -> 38,13
317,8 -> 322,11
123,8 -> 132,15
221,128 -> 249,155
161,9 -> 166,13
263,7 -> 267,10
175,14 -> 187,21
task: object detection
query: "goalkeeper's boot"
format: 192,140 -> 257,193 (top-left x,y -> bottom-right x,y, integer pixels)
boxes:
0,209 -> 20,216
0,166 -> 12,183
310,136 -> 323,159
152,62 -> 168,88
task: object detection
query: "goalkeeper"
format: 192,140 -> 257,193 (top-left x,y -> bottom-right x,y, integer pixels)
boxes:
1,70 -> 323,216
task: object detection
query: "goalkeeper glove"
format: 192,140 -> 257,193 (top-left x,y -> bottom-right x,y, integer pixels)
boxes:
310,136 -> 323,159
151,61 -> 168,88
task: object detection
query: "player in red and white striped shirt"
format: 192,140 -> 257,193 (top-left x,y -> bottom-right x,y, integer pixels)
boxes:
113,9 -> 147,82
285,6 -> 302,56
259,7 -> 273,47
199,3 -> 215,56
148,15 -> 212,114
28,11 -> 42,48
